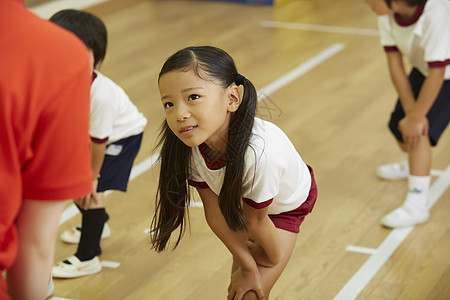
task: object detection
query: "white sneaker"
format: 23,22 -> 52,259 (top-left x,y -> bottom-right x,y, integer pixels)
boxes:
380,203 -> 429,228
46,277 -> 54,299
60,223 -> 111,244
376,160 -> 409,180
52,256 -> 102,278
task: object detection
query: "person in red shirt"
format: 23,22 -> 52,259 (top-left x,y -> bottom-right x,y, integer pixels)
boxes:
0,0 -> 92,299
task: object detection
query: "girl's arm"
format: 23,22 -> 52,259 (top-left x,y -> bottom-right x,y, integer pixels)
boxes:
243,203 -> 284,268
196,188 -> 264,300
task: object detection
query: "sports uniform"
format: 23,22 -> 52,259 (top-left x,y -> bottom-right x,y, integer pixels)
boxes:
0,0 -> 92,297
378,0 -> 450,145
90,70 -> 147,191
189,118 -> 317,233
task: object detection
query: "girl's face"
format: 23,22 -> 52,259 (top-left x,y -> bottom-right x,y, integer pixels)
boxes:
364,0 -> 392,15
159,69 -> 240,153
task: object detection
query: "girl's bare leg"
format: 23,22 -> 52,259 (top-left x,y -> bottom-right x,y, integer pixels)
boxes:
231,228 -> 297,300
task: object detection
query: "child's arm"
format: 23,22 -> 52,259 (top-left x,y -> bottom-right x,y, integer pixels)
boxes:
78,140 -> 106,209
197,188 -> 265,300
7,199 -> 66,299
243,203 -> 284,268
386,51 -> 416,113
399,66 -> 445,148
91,140 -> 106,178
386,52 -> 445,148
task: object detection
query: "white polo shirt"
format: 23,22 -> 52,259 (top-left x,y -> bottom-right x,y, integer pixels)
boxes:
378,0 -> 450,79
90,71 -> 147,144
189,117 -> 311,215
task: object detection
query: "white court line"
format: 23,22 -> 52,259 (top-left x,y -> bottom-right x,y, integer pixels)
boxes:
30,0 -> 110,19
128,153 -> 160,181
431,169 -> 444,177
346,245 -> 377,255
58,44 -> 344,225
260,20 -> 380,37
101,260 -> 120,268
58,153 -> 159,225
143,228 -> 153,235
335,164 -> 450,300
258,43 -> 345,97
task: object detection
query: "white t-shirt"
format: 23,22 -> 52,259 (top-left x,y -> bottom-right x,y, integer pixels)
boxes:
378,0 -> 450,79
189,118 -> 312,215
90,71 -> 147,143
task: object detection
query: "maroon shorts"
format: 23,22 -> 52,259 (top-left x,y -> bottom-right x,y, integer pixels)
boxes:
269,165 -> 317,233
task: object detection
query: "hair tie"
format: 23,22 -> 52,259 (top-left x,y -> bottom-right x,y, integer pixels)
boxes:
235,74 -> 245,86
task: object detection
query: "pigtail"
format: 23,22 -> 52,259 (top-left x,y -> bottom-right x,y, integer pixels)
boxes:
152,46 -> 259,252
219,76 -> 257,231
151,121 -> 191,252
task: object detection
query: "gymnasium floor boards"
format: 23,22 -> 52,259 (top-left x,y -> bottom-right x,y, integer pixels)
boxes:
26,0 -> 450,299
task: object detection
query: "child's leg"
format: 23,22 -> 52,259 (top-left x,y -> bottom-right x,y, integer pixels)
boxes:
377,68 -> 424,181
52,196 -> 107,278
75,192 -> 109,261
408,135 -> 431,176
381,135 -> 431,228
231,229 -> 297,300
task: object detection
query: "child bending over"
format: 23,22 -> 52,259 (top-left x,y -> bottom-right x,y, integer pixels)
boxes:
50,9 -> 147,278
366,0 -> 450,228
151,46 -> 317,299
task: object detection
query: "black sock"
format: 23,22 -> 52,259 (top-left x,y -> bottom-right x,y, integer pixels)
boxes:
75,208 -> 109,261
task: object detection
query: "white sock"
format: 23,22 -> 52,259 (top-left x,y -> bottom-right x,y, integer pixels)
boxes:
405,175 -> 431,209
401,152 -> 409,169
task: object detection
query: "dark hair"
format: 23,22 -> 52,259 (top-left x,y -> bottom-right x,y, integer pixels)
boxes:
151,46 -> 258,252
49,9 -> 107,67
384,0 -> 425,7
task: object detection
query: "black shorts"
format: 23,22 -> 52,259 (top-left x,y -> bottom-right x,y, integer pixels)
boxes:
97,133 -> 143,192
388,68 -> 450,146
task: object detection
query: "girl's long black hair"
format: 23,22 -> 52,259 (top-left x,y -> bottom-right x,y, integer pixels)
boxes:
151,46 -> 257,252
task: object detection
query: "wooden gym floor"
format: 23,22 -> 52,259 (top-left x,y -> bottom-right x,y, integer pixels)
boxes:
25,0 -> 450,299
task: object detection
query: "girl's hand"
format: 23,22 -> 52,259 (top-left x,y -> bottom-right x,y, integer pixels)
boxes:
227,267 -> 265,300
399,115 -> 428,150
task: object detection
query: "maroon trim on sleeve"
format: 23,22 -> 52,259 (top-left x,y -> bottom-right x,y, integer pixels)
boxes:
243,198 -> 273,209
384,46 -> 399,52
428,59 -> 450,68
92,72 -> 97,83
91,136 -> 108,144
394,0 -> 427,27
188,180 -> 209,189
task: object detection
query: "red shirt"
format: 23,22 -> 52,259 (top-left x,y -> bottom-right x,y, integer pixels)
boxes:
0,0 -> 92,298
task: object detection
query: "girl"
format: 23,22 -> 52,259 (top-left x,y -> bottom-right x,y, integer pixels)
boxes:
151,46 -> 317,300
